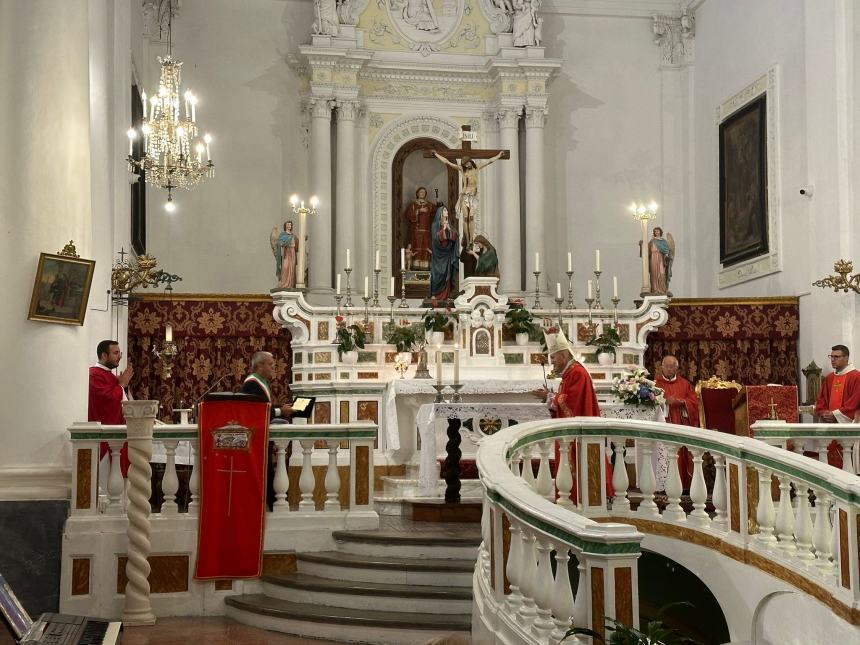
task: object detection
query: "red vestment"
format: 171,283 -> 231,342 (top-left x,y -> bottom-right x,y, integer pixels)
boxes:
815,367 -> 860,468
655,375 -> 699,489
88,366 -> 129,475
549,361 -> 612,501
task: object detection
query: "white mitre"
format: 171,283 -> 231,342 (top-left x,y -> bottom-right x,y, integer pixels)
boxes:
544,327 -> 572,356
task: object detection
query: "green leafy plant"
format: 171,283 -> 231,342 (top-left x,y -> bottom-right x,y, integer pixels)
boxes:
504,300 -> 539,335
586,325 -> 622,356
334,316 -> 366,357
385,321 -> 418,353
564,602 -> 699,645
423,308 -> 456,333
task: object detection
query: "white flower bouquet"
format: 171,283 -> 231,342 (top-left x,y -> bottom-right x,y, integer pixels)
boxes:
611,367 -> 666,407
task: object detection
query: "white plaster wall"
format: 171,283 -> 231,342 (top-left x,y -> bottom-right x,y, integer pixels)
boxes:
544,12 -> 678,304
691,0 -> 859,372
144,0 -> 312,294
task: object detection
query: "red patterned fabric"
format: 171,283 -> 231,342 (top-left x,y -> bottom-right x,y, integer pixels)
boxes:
127,298 -> 292,421
644,301 -> 799,385
746,385 -> 799,425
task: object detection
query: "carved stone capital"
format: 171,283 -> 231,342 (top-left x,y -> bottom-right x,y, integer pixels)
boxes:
496,107 -> 521,130
652,11 -> 695,66
336,100 -> 360,121
122,400 -> 158,441
309,97 -> 334,119
524,106 -> 546,128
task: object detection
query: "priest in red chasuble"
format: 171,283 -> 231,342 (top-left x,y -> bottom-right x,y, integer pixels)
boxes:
655,355 -> 699,489
88,340 -> 133,475
815,344 -> 860,467
532,328 -> 611,500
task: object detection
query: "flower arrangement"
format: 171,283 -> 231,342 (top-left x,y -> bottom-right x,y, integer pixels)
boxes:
385,320 -> 419,353
587,325 -> 622,356
423,308 -> 456,333
611,367 -> 665,407
504,300 -> 539,336
334,315 -> 366,357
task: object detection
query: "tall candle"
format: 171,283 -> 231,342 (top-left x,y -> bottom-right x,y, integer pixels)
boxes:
346,248 -> 351,269
436,351 -> 442,383
364,276 -> 369,298
613,276 -> 618,298
165,323 -> 173,343
400,247 -> 406,268
390,276 -> 395,295
587,280 -> 593,300
453,345 -> 460,384
535,252 -> 540,273
556,282 -> 562,299
567,252 -> 572,272
375,250 -> 380,271
595,249 -> 600,272
336,273 -> 341,295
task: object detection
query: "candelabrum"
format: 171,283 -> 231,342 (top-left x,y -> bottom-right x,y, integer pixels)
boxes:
414,339 -> 432,379
394,361 -> 409,379
566,270 -> 575,308
362,296 -> 370,323
387,294 -> 396,323
533,270 -> 542,308
432,383 -> 447,403
593,270 -> 604,309
399,269 -> 409,308
555,297 -> 564,327
450,383 -> 464,403
334,294 -> 343,317
812,259 -> 860,294
372,268 -> 382,308
152,337 -> 178,379
611,296 -> 620,324
343,267 -> 354,307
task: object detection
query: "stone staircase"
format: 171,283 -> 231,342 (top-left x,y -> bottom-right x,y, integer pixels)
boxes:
225,519 -> 481,644
375,463 -> 484,516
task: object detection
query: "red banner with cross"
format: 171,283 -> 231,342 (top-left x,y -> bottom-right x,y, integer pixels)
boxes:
194,397 -> 269,579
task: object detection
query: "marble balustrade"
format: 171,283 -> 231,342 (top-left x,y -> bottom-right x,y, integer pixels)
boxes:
752,420 -> 860,475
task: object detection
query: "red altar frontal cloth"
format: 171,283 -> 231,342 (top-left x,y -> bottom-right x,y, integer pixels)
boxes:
195,399 -> 270,580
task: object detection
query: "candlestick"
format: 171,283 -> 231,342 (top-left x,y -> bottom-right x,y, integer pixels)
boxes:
344,267 -> 354,308
611,296 -> 621,325
585,296 -> 595,326
334,294 -> 343,317
566,270 -> 575,308
362,295 -> 370,323
372,268 -> 382,308
533,270 -> 542,308
593,270 -> 604,310
595,249 -> 600,272
555,297 -> 564,327
387,294 -> 396,322
450,382 -> 464,403
399,269 -> 409,308
432,383 -> 446,403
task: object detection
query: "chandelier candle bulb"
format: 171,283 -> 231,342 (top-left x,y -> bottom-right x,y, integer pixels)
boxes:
587,280 -> 593,300
595,249 -> 600,272
567,252 -> 572,272
165,324 -> 173,343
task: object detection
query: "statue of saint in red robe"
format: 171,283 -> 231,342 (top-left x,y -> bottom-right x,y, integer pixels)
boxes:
655,356 -> 699,489
402,187 -> 436,270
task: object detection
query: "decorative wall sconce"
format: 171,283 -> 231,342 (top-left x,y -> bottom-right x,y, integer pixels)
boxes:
812,259 -> 860,294
111,248 -> 182,305
152,286 -> 179,379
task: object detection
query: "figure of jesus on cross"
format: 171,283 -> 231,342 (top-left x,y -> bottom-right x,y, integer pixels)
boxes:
425,126 -> 509,245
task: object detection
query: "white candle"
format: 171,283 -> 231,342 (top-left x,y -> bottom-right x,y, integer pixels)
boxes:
587,280 -> 593,300
436,351 -> 442,383
613,276 -> 618,298
556,282 -> 562,299
191,103 -> 196,122
567,252 -> 572,272
453,345 -> 460,384
375,250 -> 380,271
364,276 -> 369,298
336,273 -> 341,295
595,249 -> 600,272
346,248 -> 351,269
400,247 -> 406,268
390,276 -> 395,295
165,323 -> 173,343
535,252 -> 540,273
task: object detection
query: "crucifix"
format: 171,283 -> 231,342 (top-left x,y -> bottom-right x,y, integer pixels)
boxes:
424,125 -> 510,244
216,455 -> 247,517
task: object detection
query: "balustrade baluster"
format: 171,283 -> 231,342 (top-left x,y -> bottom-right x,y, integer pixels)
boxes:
510,452 -> 522,477
571,558 -> 588,636
187,441 -> 199,514
840,441 -> 854,474
531,537 -> 555,638
663,445 -> 685,522
506,520 -> 524,612
794,485 -> 815,560
611,441 -> 630,514
556,439 -> 574,509
536,441 -> 553,498
521,446 -> 537,490
517,527 -> 538,624
480,497 -> 491,574
160,440 -> 179,514
816,439 -> 829,464
688,449 -> 709,527
811,490 -> 834,570
106,440 -> 125,516
324,441 -> 341,510
775,475 -> 796,551
272,440 -> 290,511
755,467 -> 777,544
549,544 -> 576,642
637,441 -> 658,517
711,454 -> 728,530
830,504 -> 839,572
299,440 -> 316,511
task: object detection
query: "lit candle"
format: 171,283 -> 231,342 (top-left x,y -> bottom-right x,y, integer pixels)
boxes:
595,249 -> 600,272
375,250 -> 380,271
364,276 -> 369,298
141,91 -> 147,116
126,128 -> 135,156
346,248 -> 351,269
556,282 -> 562,299
535,252 -> 540,273
567,252 -> 572,273
436,351 -> 442,383
587,280 -> 593,300
400,247 -> 406,268
390,276 -> 395,295
204,133 -> 211,160
453,344 -> 460,384
613,276 -> 618,298
336,273 -> 341,295
165,324 -> 173,343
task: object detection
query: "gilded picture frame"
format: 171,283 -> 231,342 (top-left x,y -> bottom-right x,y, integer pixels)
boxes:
28,252 -> 96,326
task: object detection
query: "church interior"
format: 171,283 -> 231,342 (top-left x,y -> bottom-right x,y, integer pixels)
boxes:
1,0 -> 860,643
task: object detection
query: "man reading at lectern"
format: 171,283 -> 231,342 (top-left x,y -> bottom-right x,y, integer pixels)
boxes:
240,351 -> 294,421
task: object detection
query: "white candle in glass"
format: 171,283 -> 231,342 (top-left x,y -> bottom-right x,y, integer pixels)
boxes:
613,276 -> 618,298
346,248 -> 351,269
595,249 -> 600,272
567,252 -> 572,272
390,276 -> 395,295
336,273 -> 341,295
535,252 -> 540,273
556,282 -> 562,299
375,250 -> 380,271
364,276 -> 369,298
165,323 -> 173,343
587,280 -> 593,300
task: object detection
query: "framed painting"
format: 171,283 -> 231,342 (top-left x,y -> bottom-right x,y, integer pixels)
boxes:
719,94 -> 768,267
28,252 -> 96,325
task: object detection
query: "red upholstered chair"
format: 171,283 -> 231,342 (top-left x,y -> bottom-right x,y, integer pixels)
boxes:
696,376 -> 746,435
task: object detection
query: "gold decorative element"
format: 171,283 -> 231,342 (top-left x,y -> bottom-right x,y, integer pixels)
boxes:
695,375 -> 744,431
317,321 -> 330,341
813,259 -> 860,294
111,248 -> 181,302
58,241 -> 80,257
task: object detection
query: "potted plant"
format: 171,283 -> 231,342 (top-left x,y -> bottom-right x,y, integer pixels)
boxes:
565,602 -> 698,644
385,321 -> 418,364
504,300 -> 538,346
334,316 -> 366,364
587,325 -> 621,366
423,309 -> 455,348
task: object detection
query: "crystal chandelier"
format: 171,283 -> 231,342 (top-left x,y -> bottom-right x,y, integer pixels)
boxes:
127,0 -> 214,211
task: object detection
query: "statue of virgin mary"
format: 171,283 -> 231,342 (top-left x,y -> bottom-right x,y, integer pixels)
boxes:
429,205 -> 459,302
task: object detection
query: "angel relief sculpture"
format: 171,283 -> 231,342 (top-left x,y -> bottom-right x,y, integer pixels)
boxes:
390,0 -> 440,32
271,221 -> 297,289
643,226 -> 674,295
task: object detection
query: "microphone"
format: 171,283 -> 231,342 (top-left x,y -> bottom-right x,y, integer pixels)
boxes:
194,373 -> 230,407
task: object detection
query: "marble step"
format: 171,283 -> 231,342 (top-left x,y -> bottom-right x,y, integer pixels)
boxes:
296,550 -> 475,587
332,527 -> 481,559
261,572 -> 472,613
225,594 -> 471,645
380,475 -> 484,498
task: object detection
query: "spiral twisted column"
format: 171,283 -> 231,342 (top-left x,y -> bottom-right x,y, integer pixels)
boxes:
121,400 -> 158,626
